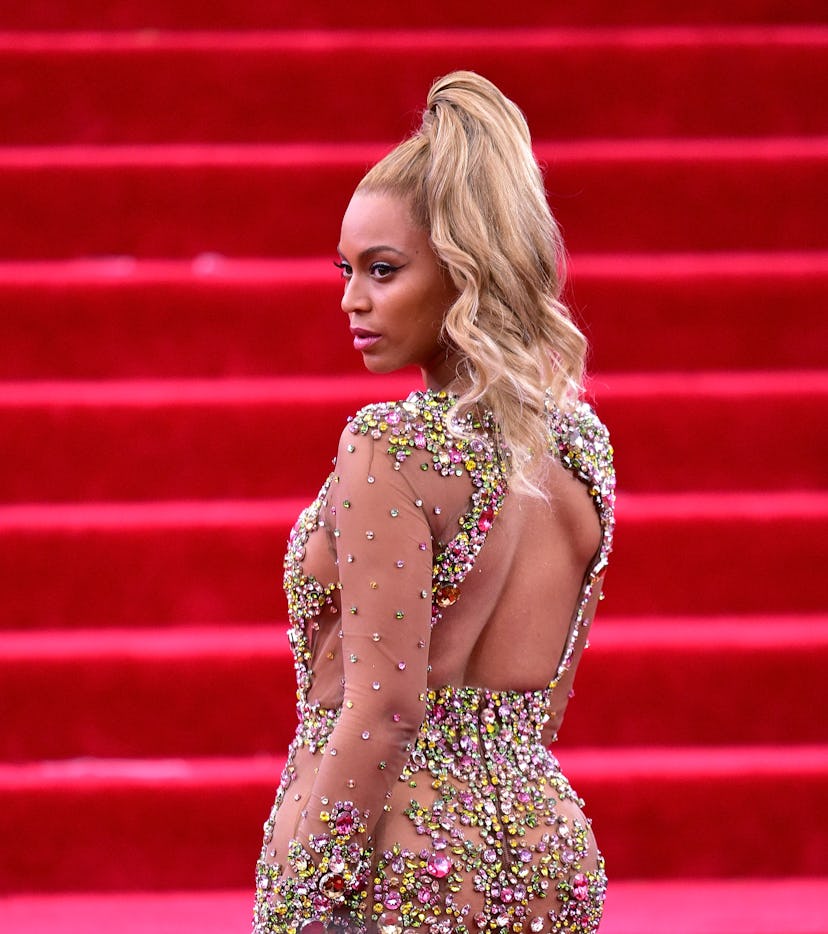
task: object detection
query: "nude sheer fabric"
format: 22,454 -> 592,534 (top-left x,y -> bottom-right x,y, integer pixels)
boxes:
254,389 -> 615,934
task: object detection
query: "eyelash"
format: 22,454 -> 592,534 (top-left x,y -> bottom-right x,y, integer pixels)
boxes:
333,261 -> 400,281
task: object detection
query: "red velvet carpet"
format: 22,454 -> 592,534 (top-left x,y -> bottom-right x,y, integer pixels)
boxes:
2,2 -> 827,932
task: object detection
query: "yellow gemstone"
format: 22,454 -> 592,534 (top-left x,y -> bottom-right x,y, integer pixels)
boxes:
435,584 -> 460,608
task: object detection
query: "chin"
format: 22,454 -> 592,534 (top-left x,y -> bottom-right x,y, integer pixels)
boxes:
361,356 -> 399,375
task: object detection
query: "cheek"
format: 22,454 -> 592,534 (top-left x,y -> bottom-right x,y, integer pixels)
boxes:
416,281 -> 453,331
409,306 -> 445,350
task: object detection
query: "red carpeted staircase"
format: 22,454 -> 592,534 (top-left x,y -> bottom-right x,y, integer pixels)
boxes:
2,3 -> 827,932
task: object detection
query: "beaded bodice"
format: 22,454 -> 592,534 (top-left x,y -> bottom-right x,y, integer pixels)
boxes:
283,389 -> 614,709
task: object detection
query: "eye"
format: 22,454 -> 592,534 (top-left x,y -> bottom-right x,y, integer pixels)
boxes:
370,262 -> 400,279
333,260 -> 352,280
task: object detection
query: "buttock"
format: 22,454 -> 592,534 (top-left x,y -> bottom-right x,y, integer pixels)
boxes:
370,756 -> 605,933
362,686 -> 607,932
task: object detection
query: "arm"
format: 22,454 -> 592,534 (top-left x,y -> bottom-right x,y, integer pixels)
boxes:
286,421 -> 433,927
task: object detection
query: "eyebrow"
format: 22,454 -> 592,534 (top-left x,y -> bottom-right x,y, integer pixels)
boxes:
337,245 -> 407,261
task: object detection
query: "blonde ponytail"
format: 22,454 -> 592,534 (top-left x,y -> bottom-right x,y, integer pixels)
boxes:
356,71 -> 587,496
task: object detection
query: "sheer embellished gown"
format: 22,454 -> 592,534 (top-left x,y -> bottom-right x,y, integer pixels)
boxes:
253,388 -> 616,934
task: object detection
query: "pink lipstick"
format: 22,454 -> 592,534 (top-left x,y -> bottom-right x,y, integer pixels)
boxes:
351,328 -> 381,352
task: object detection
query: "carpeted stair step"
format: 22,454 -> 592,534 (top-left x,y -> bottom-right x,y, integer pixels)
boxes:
2,29 -> 826,144
564,615 -> 828,748
1,254 -> 827,379
3,372 -> 826,503
3,880 -> 828,934
1,140 -> 826,258
2,0 -> 826,30
0,493 -> 825,629
2,616 -> 826,761
570,252 -> 828,373
599,878 -> 828,934
1,747 -> 826,890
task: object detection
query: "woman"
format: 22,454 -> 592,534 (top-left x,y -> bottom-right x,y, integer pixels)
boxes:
254,71 -> 615,934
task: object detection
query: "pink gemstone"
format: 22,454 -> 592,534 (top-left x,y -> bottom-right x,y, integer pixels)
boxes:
477,508 -> 494,532
335,811 -> 354,834
384,891 -> 402,910
417,887 -> 432,904
572,873 -> 589,901
377,912 -> 403,934
426,853 -> 451,878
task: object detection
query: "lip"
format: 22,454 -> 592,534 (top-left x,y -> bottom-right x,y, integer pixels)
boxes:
350,327 -> 382,352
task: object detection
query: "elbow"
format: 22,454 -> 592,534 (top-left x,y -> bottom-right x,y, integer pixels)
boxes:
342,686 -> 427,750
391,691 -> 428,737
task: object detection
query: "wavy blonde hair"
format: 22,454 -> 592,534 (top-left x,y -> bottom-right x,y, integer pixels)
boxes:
356,71 -> 587,496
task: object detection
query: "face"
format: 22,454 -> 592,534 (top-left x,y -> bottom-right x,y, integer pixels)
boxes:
337,192 -> 458,388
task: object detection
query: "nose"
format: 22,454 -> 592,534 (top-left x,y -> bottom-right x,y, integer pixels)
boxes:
341,273 -> 370,315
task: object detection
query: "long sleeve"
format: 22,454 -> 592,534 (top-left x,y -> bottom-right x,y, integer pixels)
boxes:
284,420 -> 434,927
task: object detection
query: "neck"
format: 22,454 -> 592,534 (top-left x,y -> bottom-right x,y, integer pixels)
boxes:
421,348 -> 464,392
